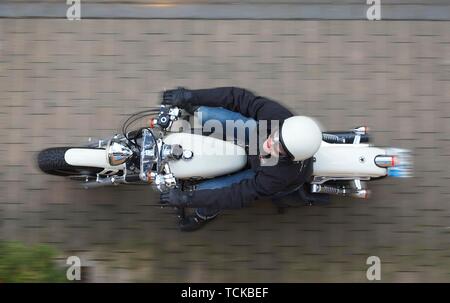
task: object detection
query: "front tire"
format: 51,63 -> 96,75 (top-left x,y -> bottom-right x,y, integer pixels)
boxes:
37,147 -> 103,177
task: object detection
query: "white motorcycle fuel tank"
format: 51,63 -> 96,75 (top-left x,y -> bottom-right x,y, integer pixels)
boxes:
163,133 -> 248,179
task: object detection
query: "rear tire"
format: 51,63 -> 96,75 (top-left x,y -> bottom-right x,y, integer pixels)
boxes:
37,147 -> 103,177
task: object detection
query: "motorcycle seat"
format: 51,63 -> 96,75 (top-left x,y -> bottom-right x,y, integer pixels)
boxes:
322,132 -> 369,144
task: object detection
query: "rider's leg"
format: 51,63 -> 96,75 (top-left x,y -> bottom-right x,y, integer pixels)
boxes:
194,169 -> 255,220
178,169 -> 255,231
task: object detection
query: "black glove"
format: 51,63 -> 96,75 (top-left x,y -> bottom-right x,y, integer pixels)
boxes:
160,188 -> 194,207
161,87 -> 193,108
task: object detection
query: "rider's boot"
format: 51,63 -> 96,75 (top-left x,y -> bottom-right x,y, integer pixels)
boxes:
178,209 -> 219,232
298,185 -> 331,205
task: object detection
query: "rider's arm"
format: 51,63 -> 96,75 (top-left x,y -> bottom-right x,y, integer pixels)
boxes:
189,87 -> 293,121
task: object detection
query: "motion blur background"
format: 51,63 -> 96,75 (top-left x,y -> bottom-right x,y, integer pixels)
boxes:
1,0 -> 449,282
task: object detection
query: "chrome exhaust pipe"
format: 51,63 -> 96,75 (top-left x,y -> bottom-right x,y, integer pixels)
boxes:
82,180 -> 116,189
311,184 -> 370,199
350,189 -> 371,199
82,175 -> 123,189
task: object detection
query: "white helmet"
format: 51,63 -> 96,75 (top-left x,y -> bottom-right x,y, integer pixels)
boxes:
279,116 -> 322,161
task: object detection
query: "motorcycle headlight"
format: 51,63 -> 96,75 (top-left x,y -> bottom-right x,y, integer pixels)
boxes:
106,136 -> 134,166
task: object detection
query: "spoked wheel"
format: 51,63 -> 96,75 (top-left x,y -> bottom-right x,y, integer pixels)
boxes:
37,147 -> 103,177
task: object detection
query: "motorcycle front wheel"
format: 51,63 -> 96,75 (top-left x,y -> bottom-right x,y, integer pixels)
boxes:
37,147 -> 103,177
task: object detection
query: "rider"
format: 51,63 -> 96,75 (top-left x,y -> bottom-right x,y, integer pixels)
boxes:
159,87 -> 323,231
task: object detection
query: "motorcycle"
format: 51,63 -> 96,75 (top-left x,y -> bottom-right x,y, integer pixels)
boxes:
37,105 -> 413,208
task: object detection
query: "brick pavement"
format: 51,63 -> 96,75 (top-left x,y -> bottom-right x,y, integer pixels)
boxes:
0,19 -> 449,282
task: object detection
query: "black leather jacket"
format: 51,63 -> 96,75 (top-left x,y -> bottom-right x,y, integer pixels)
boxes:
186,87 -> 312,209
